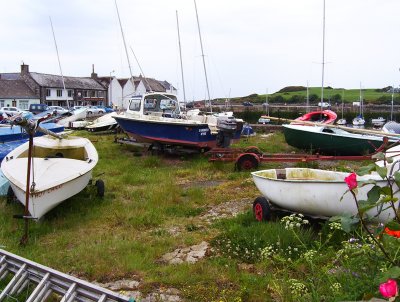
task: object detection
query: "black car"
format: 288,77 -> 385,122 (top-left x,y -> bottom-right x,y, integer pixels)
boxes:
242,101 -> 254,106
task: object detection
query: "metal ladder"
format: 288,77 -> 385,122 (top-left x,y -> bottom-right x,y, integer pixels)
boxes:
0,249 -> 132,302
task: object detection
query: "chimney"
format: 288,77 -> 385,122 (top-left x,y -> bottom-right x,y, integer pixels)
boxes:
21,64 -> 29,74
91,64 -> 98,79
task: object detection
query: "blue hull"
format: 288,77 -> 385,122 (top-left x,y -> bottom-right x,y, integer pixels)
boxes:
114,116 -> 242,149
0,123 -> 64,143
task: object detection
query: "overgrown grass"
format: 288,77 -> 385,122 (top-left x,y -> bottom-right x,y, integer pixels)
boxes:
0,131 -> 391,301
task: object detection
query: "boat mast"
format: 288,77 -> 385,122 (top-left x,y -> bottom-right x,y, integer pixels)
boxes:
194,0 -> 212,112
320,0 -> 326,112
115,0 -> 134,86
49,17 -> 69,108
341,89 -> 345,119
359,82 -> 362,117
391,84 -> 394,121
306,81 -> 309,113
266,88 -> 270,115
176,10 -> 187,110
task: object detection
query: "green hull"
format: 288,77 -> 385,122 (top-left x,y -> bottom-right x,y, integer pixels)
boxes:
283,125 -> 389,156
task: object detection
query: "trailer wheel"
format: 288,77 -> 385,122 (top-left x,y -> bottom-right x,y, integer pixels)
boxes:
95,179 -> 105,197
236,154 -> 259,171
253,196 -> 271,221
244,146 -> 262,156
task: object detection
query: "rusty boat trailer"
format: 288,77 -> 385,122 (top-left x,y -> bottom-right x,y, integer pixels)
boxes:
206,142 -> 392,171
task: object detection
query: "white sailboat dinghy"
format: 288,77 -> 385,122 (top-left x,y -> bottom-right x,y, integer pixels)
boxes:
1,135 -> 99,219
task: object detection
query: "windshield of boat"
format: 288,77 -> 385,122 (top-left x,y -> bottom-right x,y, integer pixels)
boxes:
129,98 -> 141,111
144,94 -> 180,116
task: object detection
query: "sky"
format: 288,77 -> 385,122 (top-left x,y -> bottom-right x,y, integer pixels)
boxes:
1,0 -> 399,102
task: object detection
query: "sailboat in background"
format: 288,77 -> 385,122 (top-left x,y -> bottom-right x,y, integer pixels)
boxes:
336,90 -> 347,125
383,85 -> 400,133
352,84 -> 365,126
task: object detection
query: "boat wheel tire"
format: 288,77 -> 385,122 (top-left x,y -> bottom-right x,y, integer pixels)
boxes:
6,186 -> 16,204
95,179 -> 105,197
244,146 -> 262,156
236,154 -> 259,171
253,196 -> 271,222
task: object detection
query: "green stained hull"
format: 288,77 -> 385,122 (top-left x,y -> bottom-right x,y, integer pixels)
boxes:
283,125 -> 389,156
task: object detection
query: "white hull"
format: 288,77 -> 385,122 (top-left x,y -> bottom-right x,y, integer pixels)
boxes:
85,112 -> 118,131
1,135 -> 98,219
252,168 -> 397,223
57,108 -> 88,126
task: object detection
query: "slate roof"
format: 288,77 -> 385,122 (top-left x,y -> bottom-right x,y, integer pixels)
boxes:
0,80 -> 38,98
0,73 -> 21,80
30,73 -> 106,90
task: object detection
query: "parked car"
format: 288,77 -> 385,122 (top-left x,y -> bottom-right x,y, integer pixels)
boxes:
258,117 -> 271,124
1,106 -> 29,116
318,102 -> 330,108
242,101 -> 254,107
86,106 -> 106,115
29,104 -> 49,115
48,106 -> 69,114
98,106 -> 114,113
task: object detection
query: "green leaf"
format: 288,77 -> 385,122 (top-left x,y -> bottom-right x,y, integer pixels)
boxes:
367,185 -> 381,204
394,171 -> 400,188
385,221 -> 400,231
357,164 -> 376,176
381,186 -> 392,196
358,199 -> 378,214
340,215 -> 360,233
379,266 -> 400,282
387,157 -> 394,164
372,152 -> 386,161
376,166 -> 388,179
358,179 -> 377,187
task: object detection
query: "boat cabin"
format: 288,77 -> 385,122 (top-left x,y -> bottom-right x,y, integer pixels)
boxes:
128,93 -> 181,118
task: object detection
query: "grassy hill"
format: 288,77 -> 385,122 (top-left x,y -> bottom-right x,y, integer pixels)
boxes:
222,86 -> 399,105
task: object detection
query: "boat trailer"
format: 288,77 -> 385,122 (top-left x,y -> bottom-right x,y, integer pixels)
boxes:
206,146 -> 385,171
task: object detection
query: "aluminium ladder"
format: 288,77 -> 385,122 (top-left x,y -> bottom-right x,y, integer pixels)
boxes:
0,249 -> 132,302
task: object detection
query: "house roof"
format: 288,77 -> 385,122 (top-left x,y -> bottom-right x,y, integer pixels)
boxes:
0,73 -> 21,80
0,80 -> 38,98
30,73 -> 106,90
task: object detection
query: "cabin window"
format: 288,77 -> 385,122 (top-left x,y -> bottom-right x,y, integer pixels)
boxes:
143,94 -> 179,116
129,99 -> 141,111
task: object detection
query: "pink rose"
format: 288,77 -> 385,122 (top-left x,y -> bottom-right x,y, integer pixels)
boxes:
344,172 -> 357,190
380,279 -> 398,298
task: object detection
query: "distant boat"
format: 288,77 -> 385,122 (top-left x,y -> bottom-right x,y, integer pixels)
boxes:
336,118 -> 347,125
2,134 -> 99,219
283,124 -> 398,156
86,112 -> 119,132
352,84 -> 365,126
383,121 -> 400,134
113,92 -> 243,150
371,117 -> 386,127
293,110 -> 337,125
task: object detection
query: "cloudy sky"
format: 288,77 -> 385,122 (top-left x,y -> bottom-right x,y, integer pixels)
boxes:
1,0 -> 399,101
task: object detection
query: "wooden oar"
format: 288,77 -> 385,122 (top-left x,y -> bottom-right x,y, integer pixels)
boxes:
261,115 -> 400,138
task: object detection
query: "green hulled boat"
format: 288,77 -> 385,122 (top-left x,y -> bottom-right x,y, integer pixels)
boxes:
283,124 -> 399,156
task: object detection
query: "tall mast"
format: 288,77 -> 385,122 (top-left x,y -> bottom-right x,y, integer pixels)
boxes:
49,17 -> 69,108
115,0 -> 134,84
391,84 -> 394,121
176,10 -> 187,110
320,0 -> 326,111
194,0 -> 212,112
306,81 -> 309,113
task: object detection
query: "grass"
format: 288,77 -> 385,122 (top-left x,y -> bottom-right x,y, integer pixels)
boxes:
0,131 -> 394,301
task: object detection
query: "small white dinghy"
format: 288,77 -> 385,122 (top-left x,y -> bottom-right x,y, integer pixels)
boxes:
1,135 -> 99,219
251,168 -> 398,223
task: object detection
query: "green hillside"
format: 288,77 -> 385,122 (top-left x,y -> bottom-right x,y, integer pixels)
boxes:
225,86 -> 399,105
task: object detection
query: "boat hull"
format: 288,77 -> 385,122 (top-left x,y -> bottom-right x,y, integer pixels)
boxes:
252,168 -> 397,223
283,125 -> 390,155
114,115 -> 242,149
10,170 -> 93,219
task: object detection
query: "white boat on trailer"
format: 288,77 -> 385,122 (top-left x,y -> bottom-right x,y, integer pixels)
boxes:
1,134 -> 101,219
251,167 -> 398,223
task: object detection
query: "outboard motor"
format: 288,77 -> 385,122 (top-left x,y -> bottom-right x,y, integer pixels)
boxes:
216,115 -> 238,148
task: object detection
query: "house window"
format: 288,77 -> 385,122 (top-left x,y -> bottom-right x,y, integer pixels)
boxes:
57,90 -> 62,97
98,91 -> 104,97
19,100 -> 29,110
90,91 -> 96,97
46,89 -> 51,97
68,90 -> 73,97
83,91 -> 88,97
0,100 -> 4,107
